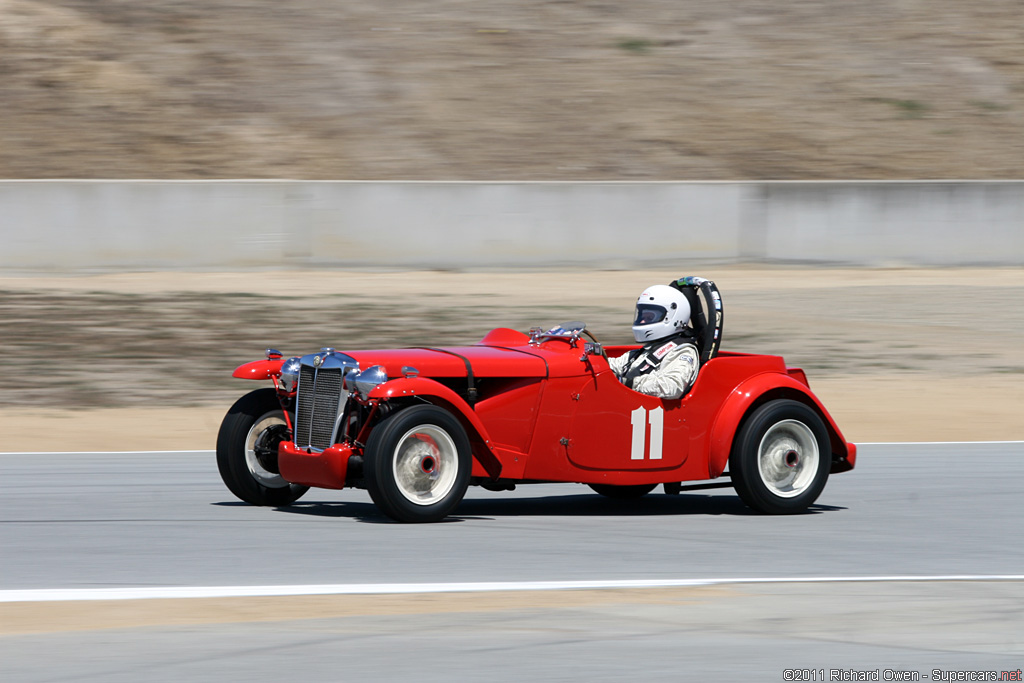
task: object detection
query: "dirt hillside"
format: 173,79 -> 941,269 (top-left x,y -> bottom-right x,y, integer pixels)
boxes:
1,0 -> 1022,179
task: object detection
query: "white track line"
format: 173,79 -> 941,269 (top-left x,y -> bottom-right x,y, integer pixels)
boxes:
3,575 -> 1023,603
1,442 -> 1021,456
0,450 -> 213,455
856,441 -> 1024,446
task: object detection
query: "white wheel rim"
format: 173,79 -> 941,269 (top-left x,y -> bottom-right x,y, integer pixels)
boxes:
245,410 -> 289,488
392,425 -> 459,506
757,419 -> 819,499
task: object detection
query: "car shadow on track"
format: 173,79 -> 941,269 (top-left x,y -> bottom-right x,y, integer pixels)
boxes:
262,493 -> 845,523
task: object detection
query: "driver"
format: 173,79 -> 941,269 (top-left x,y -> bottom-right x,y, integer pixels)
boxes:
609,284 -> 700,399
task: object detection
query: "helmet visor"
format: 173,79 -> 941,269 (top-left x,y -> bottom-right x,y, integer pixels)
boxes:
634,304 -> 667,326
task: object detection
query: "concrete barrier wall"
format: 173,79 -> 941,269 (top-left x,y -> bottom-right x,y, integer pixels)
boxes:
755,182 -> 1024,264
1,180 -> 1021,270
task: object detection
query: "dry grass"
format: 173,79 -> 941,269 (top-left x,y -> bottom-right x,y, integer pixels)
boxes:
2,266 -> 1022,413
2,267 -> 1022,446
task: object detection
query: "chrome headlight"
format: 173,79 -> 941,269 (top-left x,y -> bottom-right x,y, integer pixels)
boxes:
346,365 -> 388,399
279,356 -> 302,392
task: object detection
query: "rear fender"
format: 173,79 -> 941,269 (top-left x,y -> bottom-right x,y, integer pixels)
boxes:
232,359 -> 284,380
708,373 -> 854,478
368,378 -> 503,480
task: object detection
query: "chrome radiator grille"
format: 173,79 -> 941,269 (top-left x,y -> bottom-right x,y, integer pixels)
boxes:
294,364 -> 344,451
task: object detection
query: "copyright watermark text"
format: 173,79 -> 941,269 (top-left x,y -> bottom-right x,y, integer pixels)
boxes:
783,669 -> 1023,682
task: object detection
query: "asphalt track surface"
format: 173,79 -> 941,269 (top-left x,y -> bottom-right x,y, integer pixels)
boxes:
2,443 -> 1023,681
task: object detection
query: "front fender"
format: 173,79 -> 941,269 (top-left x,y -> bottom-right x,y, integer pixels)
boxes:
368,378 -> 503,480
708,373 -> 855,479
232,359 -> 284,380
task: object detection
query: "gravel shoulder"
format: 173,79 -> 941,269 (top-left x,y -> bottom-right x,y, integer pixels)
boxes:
3,266 -> 1022,450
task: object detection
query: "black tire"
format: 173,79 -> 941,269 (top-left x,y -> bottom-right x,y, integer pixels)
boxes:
216,388 -> 308,506
588,483 -> 658,499
729,399 -> 831,514
364,405 -> 472,523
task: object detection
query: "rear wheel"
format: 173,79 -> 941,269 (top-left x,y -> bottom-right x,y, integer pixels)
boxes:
588,483 -> 657,499
216,388 -> 308,506
364,405 -> 472,523
729,399 -> 830,514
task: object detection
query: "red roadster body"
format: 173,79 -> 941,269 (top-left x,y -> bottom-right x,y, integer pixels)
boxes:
217,278 -> 855,522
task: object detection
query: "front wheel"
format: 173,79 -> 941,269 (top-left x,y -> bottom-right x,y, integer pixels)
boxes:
729,399 -> 831,514
364,405 -> 472,523
216,388 -> 308,506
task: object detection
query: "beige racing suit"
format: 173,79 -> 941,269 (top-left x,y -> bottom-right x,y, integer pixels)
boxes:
609,335 -> 700,400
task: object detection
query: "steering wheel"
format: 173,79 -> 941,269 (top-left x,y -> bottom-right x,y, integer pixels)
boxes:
530,322 -> 603,351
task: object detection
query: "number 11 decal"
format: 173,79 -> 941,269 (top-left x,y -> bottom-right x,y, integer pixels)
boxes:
630,407 -> 663,460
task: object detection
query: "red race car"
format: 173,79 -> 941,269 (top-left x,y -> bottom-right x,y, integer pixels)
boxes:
217,277 -> 856,522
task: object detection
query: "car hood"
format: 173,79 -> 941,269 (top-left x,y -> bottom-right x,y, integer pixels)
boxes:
342,329 -> 598,380
342,346 -> 551,379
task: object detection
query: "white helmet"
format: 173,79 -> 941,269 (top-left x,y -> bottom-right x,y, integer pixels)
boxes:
632,284 -> 691,343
